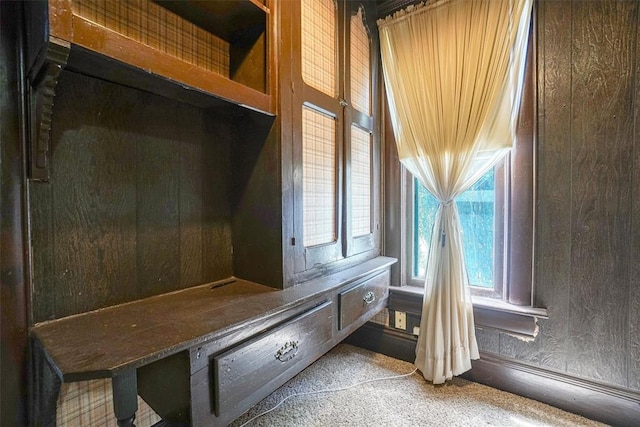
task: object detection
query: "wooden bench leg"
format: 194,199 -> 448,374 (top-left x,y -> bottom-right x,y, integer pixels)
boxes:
112,368 -> 138,427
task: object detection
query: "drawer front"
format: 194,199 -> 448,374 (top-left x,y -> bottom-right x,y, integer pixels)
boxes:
213,301 -> 333,422
339,270 -> 390,330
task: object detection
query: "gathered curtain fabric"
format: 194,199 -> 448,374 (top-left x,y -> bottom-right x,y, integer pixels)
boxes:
378,0 -> 532,384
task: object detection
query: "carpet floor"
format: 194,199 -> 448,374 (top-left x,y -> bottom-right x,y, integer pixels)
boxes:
230,344 -> 605,427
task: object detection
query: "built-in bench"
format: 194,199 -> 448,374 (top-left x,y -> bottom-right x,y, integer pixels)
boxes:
30,256 -> 395,426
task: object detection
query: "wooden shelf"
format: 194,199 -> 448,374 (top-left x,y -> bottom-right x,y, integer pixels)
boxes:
153,0 -> 269,42
24,0 -> 275,180
68,16 -> 271,111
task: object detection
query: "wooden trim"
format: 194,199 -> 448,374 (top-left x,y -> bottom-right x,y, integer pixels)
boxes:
464,352 -> 640,427
348,323 -> 640,427
507,14 -> 536,306
27,37 -> 70,182
388,287 -> 545,339
345,322 -> 416,363
1,3 -> 31,424
48,0 -> 73,41
390,9 -> 537,303
70,17 -> 271,114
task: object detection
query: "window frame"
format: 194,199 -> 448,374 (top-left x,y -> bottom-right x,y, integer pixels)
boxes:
382,7 -> 547,333
405,161 -> 506,300
398,20 -> 536,305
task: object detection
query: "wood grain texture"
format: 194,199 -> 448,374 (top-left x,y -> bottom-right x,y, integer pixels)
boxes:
179,107 -> 204,288
0,4 -> 29,423
534,0 -> 573,373
69,15 -> 272,114
30,183 -> 56,323
135,99 -> 181,298
476,0 -> 640,392
474,328 -> 500,354
338,270 -> 389,330
567,0 -> 636,386
29,71 -> 238,320
499,332 -> 539,364
30,257 -> 394,380
201,114 -> 234,282
50,72 -> 138,317
213,302 -> 333,425
230,110 -> 283,287
630,8 -> 640,393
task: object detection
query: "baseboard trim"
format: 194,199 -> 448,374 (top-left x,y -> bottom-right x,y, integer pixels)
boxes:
347,322 -> 640,426
344,322 -> 416,363
464,352 -> 640,427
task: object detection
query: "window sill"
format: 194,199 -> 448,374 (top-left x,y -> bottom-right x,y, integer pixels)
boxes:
388,286 -> 548,340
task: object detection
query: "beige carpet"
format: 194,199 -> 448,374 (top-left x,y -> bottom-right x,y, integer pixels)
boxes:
231,344 -> 605,427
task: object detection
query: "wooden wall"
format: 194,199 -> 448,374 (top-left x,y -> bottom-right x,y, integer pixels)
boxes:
1,2 -> 29,424
29,71 -> 256,323
475,0 -> 640,392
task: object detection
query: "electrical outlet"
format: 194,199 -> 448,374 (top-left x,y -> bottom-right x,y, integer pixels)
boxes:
395,311 -> 407,330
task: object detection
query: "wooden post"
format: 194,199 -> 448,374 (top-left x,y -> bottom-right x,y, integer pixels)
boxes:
112,369 -> 138,427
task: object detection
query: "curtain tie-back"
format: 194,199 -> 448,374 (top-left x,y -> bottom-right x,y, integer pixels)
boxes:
438,201 -> 453,247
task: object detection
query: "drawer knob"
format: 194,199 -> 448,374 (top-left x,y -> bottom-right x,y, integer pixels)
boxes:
363,291 -> 376,305
275,340 -> 299,362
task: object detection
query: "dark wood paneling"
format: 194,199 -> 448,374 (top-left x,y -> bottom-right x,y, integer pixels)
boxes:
230,110 -> 282,287
499,332 -> 539,364
567,0 -> 636,386
474,328 -> 500,354
534,0 -> 573,373
1,2 -> 29,424
279,3 -> 296,288
135,99 -> 181,298
201,111 -> 234,283
383,94 -> 404,287
179,109 -> 204,287
30,71 -> 240,321
30,183 -> 55,322
630,8 -> 640,393
50,72 -> 138,317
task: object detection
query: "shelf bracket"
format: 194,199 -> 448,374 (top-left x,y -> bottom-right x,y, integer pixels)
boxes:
28,36 -> 70,182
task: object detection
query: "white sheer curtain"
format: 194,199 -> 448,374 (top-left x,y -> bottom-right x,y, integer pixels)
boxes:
378,0 -> 532,384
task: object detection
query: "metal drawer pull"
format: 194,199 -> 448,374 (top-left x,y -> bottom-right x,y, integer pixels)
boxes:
275,340 -> 299,362
363,291 -> 376,305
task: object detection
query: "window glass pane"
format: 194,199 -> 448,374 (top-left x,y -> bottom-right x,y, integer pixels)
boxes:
351,125 -> 371,237
301,0 -> 336,97
350,6 -> 370,114
414,169 -> 495,288
303,106 -> 337,247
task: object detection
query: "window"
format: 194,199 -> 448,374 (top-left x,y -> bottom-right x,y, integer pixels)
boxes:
382,7 -> 547,336
412,166 -> 502,295
393,14 -> 536,307
408,158 -> 507,300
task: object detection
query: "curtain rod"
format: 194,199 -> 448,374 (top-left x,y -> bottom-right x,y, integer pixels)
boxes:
377,0 -> 459,28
